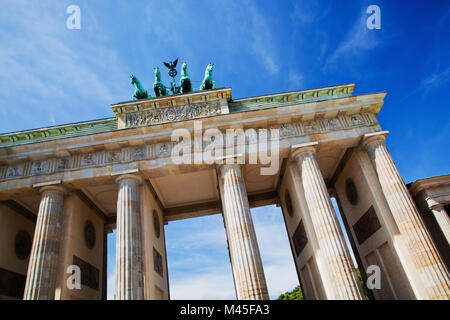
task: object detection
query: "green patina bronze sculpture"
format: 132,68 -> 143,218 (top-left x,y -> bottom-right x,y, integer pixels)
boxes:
164,59 -> 178,78
130,60 -> 216,99
130,74 -> 149,100
200,63 -> 215,91
179,62 -> 192,94
169,82 -> 180,95
164,59 -> 181,95
153,67 -> 168,97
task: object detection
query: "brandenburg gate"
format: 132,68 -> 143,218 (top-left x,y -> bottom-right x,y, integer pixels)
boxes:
0,83 -> 449,300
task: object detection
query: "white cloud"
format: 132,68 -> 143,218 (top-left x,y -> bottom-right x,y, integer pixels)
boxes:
291,0 -> 331,26
107,204 -> 357,300
0,1 -> 129,132
48,112 -> 56,125
325,11 -> 381,68
247,4 -> 279,75
144,0 -> 280,76
419,66 -> 450,97
252,206 -> 299,298
164,206 -> 299,300
170,266 -> 236,300
288,70 -> 304,89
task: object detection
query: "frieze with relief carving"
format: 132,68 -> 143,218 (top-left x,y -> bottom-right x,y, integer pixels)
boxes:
125,101 -> 221,128
6,166 -> 23,178
0,112 -> 378,181
350,114 -> 365,126
31,160 -> 49,175
303,120 -> 318,133
156,142 -> 171,157
106,151 -> 122,163
131,146 -> 146,160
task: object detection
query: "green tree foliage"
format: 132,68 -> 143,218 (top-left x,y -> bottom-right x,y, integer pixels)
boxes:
277,285 -> 303,300
277,268 -> 370,300
356,268 -> 371,300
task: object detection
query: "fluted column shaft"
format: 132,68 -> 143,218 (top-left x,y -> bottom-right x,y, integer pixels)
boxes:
24,186 -> 66,300
218,164 -> 269,300
363,134 -> 450,299
115,174 -> 144,300
293,143 -> 364,300
431,205 -> 450,246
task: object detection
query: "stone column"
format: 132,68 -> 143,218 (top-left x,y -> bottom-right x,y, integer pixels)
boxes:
115,174 -> 144,300
292,142 -> 364,300
362,132 -> 450,299
24,186 -> 67,300
218,164 -> 269,300
430,204 -> 450,245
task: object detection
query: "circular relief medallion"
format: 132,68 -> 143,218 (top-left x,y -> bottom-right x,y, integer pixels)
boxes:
285,191 -> 294,217
345,178 -> 359,205
153,210 -> 161,238
15,230 -> 31,260
84,220 -> 96,250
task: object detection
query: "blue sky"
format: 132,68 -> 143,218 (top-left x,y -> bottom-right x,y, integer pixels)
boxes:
1,1 -> 449,299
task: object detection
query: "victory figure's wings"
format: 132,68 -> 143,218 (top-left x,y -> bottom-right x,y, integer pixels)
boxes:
173,59 -> 178,68
163,62 -> 171,69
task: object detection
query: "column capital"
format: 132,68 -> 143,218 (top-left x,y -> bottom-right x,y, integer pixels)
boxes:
360,130 -> 389,149
427,198 -> 445,211
290,141 -> 318,160
327,186 -> 337,198
217,163 -> 243,178
104,223 -> 115,234
215,154 -> 244,169
39,185 -> 69,195
115,173 -> 144,185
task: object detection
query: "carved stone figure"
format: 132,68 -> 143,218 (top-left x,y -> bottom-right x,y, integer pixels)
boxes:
325,118 -> 342,130
279,123 -> 296,137
125,101 -> 220,127
157,143 -> 170,156
130,74 -> 149,100
153,67 -> 168,97
106,151 -> 121,163
6,167 -> 21,178
56,158 -> 69,170
31,161 -> 48,175
200,63 -> 215,91
131,146 -> 145,160
179,62 -> 192,94
351,114 -> 364,126
81,153 -> 95,166
303,120 -> 318,133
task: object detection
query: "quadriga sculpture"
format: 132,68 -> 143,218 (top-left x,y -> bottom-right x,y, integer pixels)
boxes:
153,67 -> 168,97
130,74 -> 149,100
200,63 -> 215,91
179,62 -> 192,94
